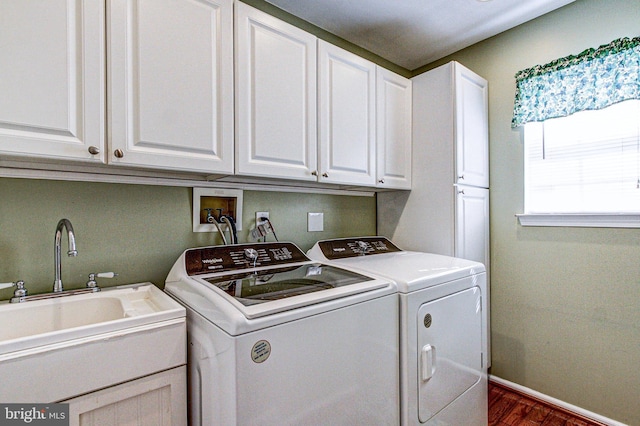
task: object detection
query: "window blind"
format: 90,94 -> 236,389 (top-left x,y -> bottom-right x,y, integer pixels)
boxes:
524,100 -> 640,213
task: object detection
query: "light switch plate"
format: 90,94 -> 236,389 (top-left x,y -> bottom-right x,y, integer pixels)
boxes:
307,212 -> 324,232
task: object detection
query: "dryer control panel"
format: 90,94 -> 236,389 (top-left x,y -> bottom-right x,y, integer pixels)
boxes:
316,237 -> 402,260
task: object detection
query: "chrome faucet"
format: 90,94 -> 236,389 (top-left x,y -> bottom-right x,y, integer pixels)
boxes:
53,218 -> 78,293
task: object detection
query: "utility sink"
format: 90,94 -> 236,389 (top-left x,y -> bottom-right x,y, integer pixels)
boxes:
0,283 -> 186,403
0,283 -> 184,355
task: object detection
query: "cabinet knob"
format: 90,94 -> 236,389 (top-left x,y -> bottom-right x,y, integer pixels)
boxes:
311,171 -> 318,176
458,189 -> 465,195
458,175 -> 465,180
322,172 -> 329,178
113,149 -> 124,159
88,146 -> 100,155
378,179 -> 385,184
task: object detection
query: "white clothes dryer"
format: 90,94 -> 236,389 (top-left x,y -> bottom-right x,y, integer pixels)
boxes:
165,242 -> 399,425
308,236 -> 488,425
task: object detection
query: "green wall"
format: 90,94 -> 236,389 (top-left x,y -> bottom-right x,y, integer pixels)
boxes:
419,0 -> 639,423
2,1 -> 639,423
0,178 -> 375,295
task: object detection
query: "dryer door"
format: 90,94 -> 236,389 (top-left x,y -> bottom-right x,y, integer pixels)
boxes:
417,287 -> 483,423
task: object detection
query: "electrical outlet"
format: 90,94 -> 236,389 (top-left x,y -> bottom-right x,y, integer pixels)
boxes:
256,211 -> 269,226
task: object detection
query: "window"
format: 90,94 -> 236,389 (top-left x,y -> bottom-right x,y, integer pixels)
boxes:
524,99 -> 640,214
512,36 -> 640,227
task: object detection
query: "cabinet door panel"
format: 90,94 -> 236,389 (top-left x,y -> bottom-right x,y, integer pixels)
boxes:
376,68 -> 412,189
455,65 -> 489,187
318,41 -> 376,186
65,367 -> 187,426
108,0 -> 233,173
0,0 -> 105,162
455,185 -> 489,268
235,3 -> 317,180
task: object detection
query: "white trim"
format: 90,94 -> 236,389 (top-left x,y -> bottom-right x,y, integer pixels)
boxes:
516,213 -> 640,228
489,375 -> 629,426
0,165 -> 375,197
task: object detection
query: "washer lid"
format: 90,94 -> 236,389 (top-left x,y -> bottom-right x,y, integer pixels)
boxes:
195,263 -> 389,319
206,262 -> 371,301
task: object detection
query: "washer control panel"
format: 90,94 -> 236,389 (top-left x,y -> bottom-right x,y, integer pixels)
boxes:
317,237 -> 402,260
185,242 -> 308,275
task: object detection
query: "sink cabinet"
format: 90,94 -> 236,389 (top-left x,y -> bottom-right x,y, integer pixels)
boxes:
0,0 -> 106,163
0,284 -> 187,424
63,366 -> 186,426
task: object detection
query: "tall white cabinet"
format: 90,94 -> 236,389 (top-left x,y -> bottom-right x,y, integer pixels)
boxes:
377,61 -> 490,363
108,0 -> 234,173
0,0 -> 106,163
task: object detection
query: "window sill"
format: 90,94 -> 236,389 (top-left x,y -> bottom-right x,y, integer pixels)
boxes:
516,213 -> 640,228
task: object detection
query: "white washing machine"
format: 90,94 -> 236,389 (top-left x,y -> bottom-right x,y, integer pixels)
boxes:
308,237 -> 488,425
164,242 -> 399,425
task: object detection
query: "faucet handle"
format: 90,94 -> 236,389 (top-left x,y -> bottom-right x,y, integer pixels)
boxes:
1,280 -> 28,302
95,272 -> 117,279
0,282 -> 15,290
86,272 -> 117,290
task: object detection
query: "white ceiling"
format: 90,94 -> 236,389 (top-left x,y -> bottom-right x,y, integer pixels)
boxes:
264,0 -> 575,70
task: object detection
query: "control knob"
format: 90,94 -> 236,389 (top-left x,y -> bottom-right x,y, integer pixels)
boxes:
356,240 -> 369,255
244,248 -> 259,261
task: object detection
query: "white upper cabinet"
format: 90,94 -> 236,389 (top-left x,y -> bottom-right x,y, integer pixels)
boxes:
235,2 -> 317,181
1,1 -> 412,191
0,0 -> 105,163
455,64 -> 489,188
318,41 -> 376,186
108,0 -> 234,173
376,67 -> 412,189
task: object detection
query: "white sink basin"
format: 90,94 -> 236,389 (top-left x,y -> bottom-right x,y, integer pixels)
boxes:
0,283 -> 184,356
0,297 -> 126,340
0,283 -> 187,403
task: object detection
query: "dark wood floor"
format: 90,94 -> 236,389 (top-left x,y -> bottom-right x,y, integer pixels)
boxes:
489,381 -> 608,426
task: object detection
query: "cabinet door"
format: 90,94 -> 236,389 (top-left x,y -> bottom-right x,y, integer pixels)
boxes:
376,67 -> 412,189
0,0 -> 105,163
455,64 -> 489,188
108,0 -> 233,173
318,41 -> 376,186
64,366 -> 187,426
455,185 -> 489,268
455,184 -> 490,367
235,3 -> 317,181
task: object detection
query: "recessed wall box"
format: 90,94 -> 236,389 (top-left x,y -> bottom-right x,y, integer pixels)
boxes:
193,188 -> 243,233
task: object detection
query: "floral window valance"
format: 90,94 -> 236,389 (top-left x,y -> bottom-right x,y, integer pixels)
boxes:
511,37 -> 640,128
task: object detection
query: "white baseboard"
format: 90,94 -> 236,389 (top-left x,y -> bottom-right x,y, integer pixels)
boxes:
489,375 -> 628,426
